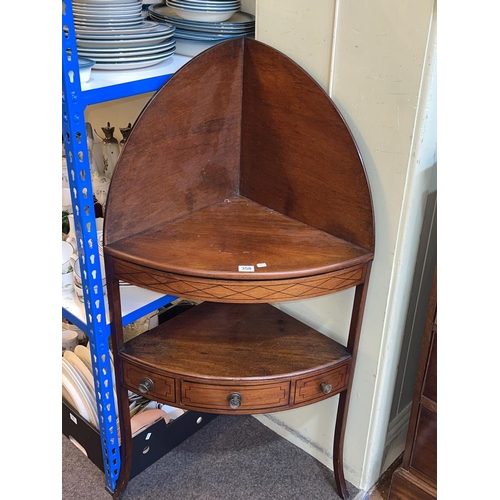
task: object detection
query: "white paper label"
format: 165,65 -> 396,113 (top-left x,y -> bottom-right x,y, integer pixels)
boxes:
256,263 -> 267,268
70,413 -> 77,425
238,265 -> 255,272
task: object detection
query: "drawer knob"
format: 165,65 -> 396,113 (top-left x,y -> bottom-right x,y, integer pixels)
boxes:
138,377 -> 154,394
227,392 -> 242,409
320,382 -> 332,395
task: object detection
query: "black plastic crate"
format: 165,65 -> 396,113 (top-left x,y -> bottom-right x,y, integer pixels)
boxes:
62,401 -> 217,480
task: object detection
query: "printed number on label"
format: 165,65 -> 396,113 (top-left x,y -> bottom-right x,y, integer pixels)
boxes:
238,265 -> 255,272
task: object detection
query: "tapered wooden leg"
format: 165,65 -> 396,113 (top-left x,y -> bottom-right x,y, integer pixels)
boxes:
332,263 -> 372,500
333,390 -> 349,499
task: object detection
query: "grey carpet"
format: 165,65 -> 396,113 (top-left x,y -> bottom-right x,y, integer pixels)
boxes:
62,415 -> 359,500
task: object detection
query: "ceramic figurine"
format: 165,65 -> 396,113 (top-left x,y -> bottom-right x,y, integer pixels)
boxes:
101,122 -> 120,180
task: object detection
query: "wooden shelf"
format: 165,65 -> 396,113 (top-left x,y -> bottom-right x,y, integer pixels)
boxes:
119,302 -> 351,413
105,195 -> 372,302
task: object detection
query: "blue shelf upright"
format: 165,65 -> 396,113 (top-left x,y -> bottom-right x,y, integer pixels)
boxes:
62,1 -> 120,491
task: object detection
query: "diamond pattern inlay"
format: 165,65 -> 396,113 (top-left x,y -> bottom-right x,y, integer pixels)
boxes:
113,260 -> 366,303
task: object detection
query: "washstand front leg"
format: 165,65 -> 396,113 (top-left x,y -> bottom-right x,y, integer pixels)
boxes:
333,264 -> 372,500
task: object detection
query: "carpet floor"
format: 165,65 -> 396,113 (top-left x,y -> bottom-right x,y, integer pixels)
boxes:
62,415 -> 359,500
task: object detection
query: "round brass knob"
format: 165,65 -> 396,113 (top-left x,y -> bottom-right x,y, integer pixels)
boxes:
320,382 -> 332,395
138,377 -> 154,394
227,392 -> 242,409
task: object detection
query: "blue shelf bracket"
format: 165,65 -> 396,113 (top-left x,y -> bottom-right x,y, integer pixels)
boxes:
62,0 -> 120,492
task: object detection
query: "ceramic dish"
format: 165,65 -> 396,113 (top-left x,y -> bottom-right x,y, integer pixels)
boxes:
79,39 -> 175,58
75,20 -> 160,34
73,3 -> 142,12
90,46 -> 175,63
62,359 -> 98,426
74,0 -> 140,5
78,56 -> 95,82
79,37 -> 174,53
62,373 -> 92,422
77,33 -> 174,48
62,357 -> 95,406
149,5 -> 254,26
168,0 -> 240,11
171,8 -> 238,22
93,50 -> 175,70
74,344 -> 93,373
168,0 -> 241,5
64,349 -> 95,396
73,6 -> 142,15
74,19 -> 144,28
174,29 -> 248,41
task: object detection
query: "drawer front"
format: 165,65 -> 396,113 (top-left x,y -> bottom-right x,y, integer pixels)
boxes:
180,380 -> 290,413
294,364 -> 349,405
122,361 -> 176,404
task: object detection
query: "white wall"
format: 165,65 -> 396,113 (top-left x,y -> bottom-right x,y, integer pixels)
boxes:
254,0 -> 437,491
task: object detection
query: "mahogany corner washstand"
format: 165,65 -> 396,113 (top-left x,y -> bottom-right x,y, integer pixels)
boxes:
104,37 -> 375,500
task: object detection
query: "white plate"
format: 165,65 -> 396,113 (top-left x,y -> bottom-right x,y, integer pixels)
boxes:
93,50 -> 175,70
62,373 -> 91,422
75,19 -> 144,28
172,7 -> 238,22
62,384 -> 77,410
62,359 -> 98,426
62,358 -> 96,407
75,20 -> 164,35
64,349 -> 95,395
74,0 -> 140,4
74,344 -> 93,372
88,45 -> 175,62
77,33 -> 173,48
73,4 -> 142,14
170,0 -> 241,5
79,39 -> 175,57
149,5 -> 254,27
168,1 -> 240,12
74,12 -> 143,21
174,29 -> 247,41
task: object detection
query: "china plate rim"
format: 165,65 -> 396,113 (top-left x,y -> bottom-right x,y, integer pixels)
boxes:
93,52 -> 175,70
91,47 -> 175,63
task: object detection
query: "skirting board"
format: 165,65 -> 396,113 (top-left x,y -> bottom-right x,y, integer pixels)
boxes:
252,413 -> 335,471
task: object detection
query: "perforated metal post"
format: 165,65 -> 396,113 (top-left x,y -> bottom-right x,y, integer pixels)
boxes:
62,0 -> 120,492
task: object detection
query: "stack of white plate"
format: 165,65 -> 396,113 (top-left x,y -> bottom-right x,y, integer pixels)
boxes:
166,0 -> 241,23
148,3 -> 254,57
62,344 -> 119,427
62,350 -> 99,427
73,0 -> 177,71
73,0 -> 144,29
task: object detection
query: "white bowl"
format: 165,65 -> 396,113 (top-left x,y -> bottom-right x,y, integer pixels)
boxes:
79,57 -> 95,83
172,7 -> 237,22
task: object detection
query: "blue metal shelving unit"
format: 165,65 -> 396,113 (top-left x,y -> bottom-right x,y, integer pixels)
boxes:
62,1 -> 184,491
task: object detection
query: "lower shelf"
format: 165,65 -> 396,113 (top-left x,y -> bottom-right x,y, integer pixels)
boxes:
62,401 -> 217,480
119,302 -> 352,414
